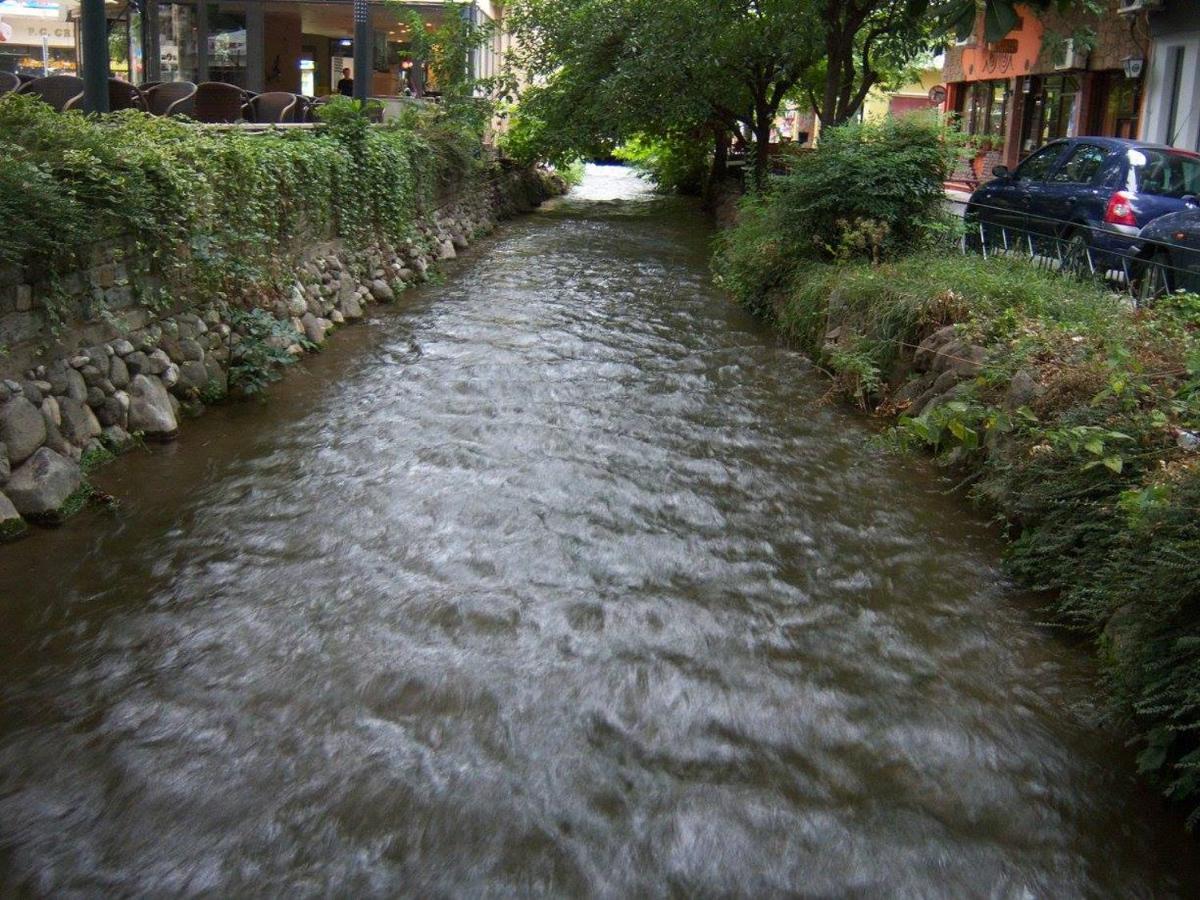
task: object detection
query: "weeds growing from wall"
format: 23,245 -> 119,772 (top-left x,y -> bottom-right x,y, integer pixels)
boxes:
0,94 -> 485,336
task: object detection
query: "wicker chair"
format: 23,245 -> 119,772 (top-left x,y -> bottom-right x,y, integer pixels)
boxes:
247,91 -> 297,124
144,81 -> 197,117
305,96 -> 328,123
0,72 -> 19,96
292,95 -> 315,123
108,78 -> 147,112
16,75 -> 85,111
193,81 -> 247,123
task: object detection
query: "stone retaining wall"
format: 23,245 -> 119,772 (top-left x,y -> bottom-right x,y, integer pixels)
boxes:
0,165 -> 565,541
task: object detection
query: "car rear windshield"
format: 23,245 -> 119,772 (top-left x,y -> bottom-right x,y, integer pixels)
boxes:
1130,149 -> 1200,199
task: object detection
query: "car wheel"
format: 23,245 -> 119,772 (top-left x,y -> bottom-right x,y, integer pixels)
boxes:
1061,231 -> 1094,278
1137,251 -> 1173,305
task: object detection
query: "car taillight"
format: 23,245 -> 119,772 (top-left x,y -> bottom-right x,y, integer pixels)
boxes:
1105,190 -> 1137,226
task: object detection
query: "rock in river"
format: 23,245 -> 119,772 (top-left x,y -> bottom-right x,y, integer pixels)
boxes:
4,447 -> 82,520
126,375 -> 178,439
0,489 -> 25,540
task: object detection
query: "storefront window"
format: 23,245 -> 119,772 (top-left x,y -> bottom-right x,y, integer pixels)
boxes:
1092,72 -> 1140,139
1023,75 -> 1079,151
158,1 -> 198,82
0,0 -> 77,77
963,79 -> 1009,144
207,4 -> 246,86
105,4 -> 142,83
127,6 -> 144,83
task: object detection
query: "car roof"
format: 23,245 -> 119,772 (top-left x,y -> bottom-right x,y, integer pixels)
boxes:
1059,136 -> 1199,156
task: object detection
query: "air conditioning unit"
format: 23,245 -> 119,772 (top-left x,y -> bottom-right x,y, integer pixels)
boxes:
1054,38 -> 1089,70
1118,0 -> 1163,15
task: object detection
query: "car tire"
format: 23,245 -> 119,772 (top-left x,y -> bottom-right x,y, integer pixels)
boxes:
1137,251 -> 1173,305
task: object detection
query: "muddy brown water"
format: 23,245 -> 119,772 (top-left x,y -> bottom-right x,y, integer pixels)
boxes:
0,165 -> 1196,896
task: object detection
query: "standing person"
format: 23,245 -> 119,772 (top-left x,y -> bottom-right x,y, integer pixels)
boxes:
337,67 -> 354,97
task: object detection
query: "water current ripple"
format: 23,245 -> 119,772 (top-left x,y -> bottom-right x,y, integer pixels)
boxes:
0,166 -> 1196,897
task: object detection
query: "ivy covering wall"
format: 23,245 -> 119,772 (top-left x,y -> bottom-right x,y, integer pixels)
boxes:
0,95 -> 485,331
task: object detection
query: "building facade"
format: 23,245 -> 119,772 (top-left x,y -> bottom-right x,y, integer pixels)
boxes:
0,0 -> 503,97
1141,0 -> 1200,152
940,0 -> 1145,185
861,63 -> 944,122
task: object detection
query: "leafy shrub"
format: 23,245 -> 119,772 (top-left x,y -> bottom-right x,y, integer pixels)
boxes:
226,307 -> 304,396
613,134 -> 709,195
716,115 -> 962,279
557,159 -> 586,187
497,103 -> 551,167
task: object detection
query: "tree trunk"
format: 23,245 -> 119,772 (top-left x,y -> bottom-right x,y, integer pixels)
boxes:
752,118 -> 772,191
704,128 -> 729,209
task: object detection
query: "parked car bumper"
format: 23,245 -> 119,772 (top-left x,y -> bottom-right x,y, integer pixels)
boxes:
1088,226 -> 1140,271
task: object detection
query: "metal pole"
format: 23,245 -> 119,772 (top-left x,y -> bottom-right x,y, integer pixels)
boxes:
145,0 -> 161,83
196,0 -> 209,82
353,0 -> 369,102
80,0 -> 110,112
246,1 -> 265,92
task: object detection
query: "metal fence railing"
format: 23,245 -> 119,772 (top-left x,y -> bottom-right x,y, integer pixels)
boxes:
945,196 -> 1198,306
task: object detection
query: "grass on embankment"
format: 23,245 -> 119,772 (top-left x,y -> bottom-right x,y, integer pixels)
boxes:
715,245 -> 1200,823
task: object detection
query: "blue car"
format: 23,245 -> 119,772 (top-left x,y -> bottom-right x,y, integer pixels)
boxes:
965,137 -> 1200,273
1134,208 -> 1200,300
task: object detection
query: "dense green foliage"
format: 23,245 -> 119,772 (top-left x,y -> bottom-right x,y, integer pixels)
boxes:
503,0 -> 938,187
716,116 -> 961,308
716,127 -> 1200,821
612,135 -> 710,195
0,94 -> 485,329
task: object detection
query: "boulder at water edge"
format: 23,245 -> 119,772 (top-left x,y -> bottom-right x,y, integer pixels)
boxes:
0,489 -> 26,540
4,447 -> 82,521
58,397 -> 102,447
127,375 -> 178,439
0,396 -> 47,466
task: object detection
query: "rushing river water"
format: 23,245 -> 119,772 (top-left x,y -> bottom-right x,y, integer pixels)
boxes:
0,166 -> 1196,896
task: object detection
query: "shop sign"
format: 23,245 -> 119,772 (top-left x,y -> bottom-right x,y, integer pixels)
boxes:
0,15 -> 73,46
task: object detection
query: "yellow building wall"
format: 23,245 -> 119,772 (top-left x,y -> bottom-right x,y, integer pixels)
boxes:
861,68 -> 943,121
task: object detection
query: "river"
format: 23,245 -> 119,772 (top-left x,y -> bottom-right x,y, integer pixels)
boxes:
0,165 -> 1195,896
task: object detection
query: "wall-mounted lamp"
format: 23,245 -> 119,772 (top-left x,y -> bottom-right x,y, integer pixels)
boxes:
1122,56 -> 1145,79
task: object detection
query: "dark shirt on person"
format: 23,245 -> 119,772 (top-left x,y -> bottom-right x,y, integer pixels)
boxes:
337,77 -> 353,97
